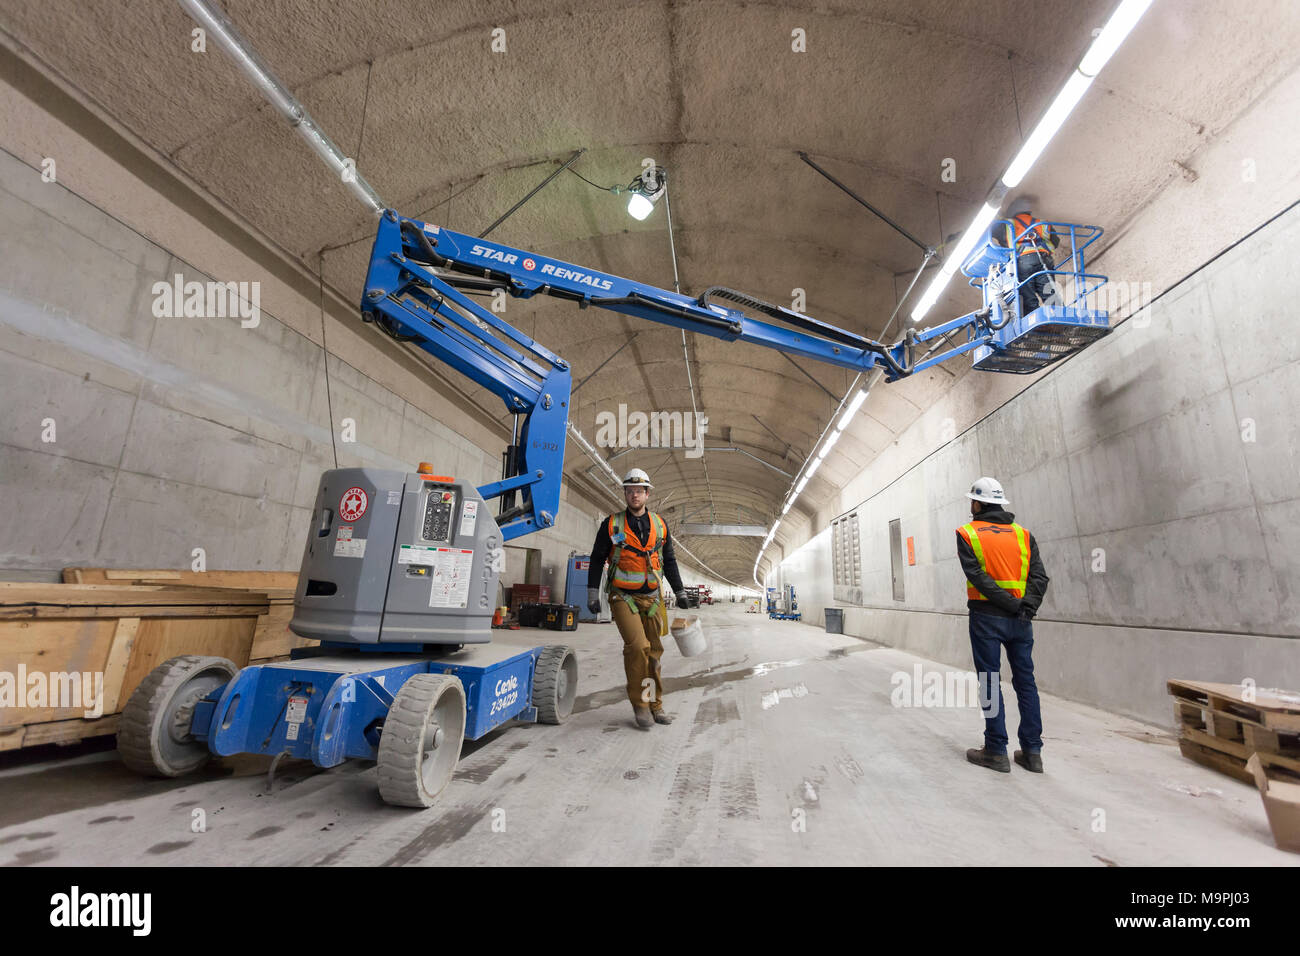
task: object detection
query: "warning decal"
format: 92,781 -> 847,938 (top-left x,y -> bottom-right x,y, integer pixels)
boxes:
428,548 -> 474,609
339,486 -> 368,522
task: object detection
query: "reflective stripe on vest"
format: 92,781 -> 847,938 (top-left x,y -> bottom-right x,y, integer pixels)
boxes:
1008,213 -> 1052,255
960,521 -> 1029,600
608,511 -> 666,591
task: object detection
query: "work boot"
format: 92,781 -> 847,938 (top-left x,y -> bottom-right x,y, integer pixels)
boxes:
966,747 -> 1011,773
1014,750 -> 1044,773
632,705 -> 653,729
651,710 -> 674,725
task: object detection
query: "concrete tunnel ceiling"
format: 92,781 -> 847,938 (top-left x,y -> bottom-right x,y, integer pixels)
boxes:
3,0 -> 1292,581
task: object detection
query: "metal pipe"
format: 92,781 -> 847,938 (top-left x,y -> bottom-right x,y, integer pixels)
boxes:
700,447 -> 793,478
178,0 -> 384,216
780,352 -> 839,402
565,423 -> 623,495
479,148 -> 587,238
572,332 -> 639,394
664,177 -> 682,296
798,151 -> 931,254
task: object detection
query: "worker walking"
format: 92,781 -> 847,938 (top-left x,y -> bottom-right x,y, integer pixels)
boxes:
957,477 -> 1050,774
587,468 -> 690,729
993,197 -> 1061,317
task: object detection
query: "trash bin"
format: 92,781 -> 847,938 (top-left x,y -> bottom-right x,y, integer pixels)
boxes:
824,607 -> 844,634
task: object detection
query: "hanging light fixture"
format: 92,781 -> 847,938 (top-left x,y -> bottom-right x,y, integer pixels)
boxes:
624,167 -> 667,220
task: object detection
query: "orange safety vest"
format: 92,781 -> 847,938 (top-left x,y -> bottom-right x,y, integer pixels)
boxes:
957,520 -> 1030,601
1004,213 -> 1054,257
607,511 -> 667,591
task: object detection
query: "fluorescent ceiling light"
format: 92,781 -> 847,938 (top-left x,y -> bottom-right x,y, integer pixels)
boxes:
782,500 -> 793,515
945,202 -> 1000,274
911,202 -> 1000,323
1004,0 -> 1150,188
1001,72 -> 1093,189
818,428 -> 842,460
1080,0 -> 1152,76
838,389 -> 868,430
795,476 -> 809,494
806,457 -> 823,478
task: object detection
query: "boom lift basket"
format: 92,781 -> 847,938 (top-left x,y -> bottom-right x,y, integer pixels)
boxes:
962,220 -> 1110,374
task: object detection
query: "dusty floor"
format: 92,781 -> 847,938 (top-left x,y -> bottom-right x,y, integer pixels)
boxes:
0,602 -> 1293,866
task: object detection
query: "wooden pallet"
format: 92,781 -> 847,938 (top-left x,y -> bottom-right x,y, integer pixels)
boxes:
62,568 -> 311,663
0,583 -> 269,752
1169,678 -> 1300,784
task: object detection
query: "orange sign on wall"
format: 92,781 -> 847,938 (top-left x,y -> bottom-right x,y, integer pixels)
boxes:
906,536 -> 916,566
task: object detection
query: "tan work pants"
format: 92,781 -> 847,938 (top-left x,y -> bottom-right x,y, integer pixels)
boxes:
610,590 -> 667,710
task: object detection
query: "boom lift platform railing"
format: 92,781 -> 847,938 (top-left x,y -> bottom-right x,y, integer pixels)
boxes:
960,219 -> 1110,373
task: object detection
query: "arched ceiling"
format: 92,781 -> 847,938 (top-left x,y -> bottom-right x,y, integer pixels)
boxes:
4,0 -> 1296,581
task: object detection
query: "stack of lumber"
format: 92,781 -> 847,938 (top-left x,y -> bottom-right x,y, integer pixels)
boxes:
1168,678 -> 1300,785
0,582 -> 270,752
61,568 -> 311,663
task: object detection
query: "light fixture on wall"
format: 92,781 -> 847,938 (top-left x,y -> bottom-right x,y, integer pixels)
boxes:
624,167 -> 667,220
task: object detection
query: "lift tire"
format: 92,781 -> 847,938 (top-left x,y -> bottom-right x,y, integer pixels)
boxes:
377,674 -> 466,808
533,645 -> 578,725
117,655 -> 239,778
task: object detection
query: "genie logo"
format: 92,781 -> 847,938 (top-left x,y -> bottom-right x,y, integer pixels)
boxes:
490,675 -> 520,716
495,676 -> 519,696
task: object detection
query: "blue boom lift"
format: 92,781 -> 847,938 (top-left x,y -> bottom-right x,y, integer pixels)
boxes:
118,208 -> 1108,807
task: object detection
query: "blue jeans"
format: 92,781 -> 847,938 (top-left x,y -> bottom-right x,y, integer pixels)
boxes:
969,610 -> 1042,755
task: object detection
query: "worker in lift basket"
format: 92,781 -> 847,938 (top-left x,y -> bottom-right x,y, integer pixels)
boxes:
991,196 -> 1062,318
957,477 -> 1050,774
587,468 -> 690,729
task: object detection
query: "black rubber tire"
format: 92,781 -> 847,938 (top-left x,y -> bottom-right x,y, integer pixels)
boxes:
533,645 -> 578,725
377,674 -> 466,808
117,655 -> 239,778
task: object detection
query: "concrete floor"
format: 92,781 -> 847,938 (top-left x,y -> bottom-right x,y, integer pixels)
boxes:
1,603 -> 1294,866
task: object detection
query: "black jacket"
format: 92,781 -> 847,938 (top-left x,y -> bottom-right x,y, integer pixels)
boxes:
588,510 -> 685,594
955,508 -> 1049,618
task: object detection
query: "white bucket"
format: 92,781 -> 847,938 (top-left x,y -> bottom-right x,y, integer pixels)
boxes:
670,615 -> 707,657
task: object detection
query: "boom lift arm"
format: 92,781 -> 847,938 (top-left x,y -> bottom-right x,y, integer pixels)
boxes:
361,209 -> 1108,541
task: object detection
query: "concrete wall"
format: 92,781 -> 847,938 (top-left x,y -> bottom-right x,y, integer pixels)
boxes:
0,146 -> 608,590
780,201 -> 1300,727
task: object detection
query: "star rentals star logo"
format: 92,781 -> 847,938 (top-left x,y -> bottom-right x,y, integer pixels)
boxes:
339,487 -> 368,522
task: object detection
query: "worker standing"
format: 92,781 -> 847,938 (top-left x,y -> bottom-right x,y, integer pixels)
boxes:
587,468 -> 690,729
957,477 -> 1050,774
993,197 -> 1061,317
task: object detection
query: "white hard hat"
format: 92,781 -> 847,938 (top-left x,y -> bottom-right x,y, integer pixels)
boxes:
966,476 -> 1009,505
622,468 -> 653,489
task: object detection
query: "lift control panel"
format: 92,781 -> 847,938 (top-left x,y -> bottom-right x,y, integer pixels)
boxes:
292,467 -> 500,646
